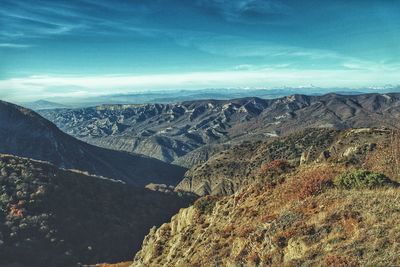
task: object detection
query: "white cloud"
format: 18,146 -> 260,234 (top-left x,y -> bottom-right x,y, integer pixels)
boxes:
0,68 -> 399,102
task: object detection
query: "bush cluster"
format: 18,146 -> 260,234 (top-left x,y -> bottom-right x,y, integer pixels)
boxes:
258,159 -> 292,186
334,169 -> 396,189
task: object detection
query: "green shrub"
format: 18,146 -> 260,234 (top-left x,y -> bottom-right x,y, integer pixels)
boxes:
194,196 -> 218,214
334,170 -> 396,189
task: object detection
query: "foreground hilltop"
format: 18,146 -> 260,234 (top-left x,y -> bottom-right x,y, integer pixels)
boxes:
131,128 -> 400,266
0,154 -> 194,266
0,101 -> 186,187
132,165 -> 399,266
41,93 -> 400,167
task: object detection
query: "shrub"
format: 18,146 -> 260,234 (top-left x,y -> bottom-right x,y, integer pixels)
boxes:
299,172 -> 333,199
334,170 -> 396,189
295,167 -> 335,199
257,160 -> 292,186
194,196 -> 218,215
259,160 -> 291,176
236,226 -> 253,237
324,254 -> 358,267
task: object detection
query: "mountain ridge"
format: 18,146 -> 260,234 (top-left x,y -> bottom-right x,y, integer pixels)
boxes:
0,100 -> 186,187
40,93 -> 400,168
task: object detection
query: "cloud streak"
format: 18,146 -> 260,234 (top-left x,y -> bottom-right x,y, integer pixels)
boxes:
196,0 -> 290,23
0,43 -> 32,48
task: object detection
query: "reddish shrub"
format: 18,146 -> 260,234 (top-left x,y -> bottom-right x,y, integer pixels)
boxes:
9,204 -> 25,218
258,160 -> 292,186
236,226 -> 253,237
261,214 -> 277,223
298,169 -> 334,199
259,160 -> 291,176
325,254 -> 358,267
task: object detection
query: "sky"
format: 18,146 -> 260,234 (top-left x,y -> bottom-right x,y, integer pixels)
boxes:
0,0 -> 399,101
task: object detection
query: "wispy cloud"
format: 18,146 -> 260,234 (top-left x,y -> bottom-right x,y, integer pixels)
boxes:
181,36 -> 339,59
0,0 -> 138,41
173,33 -> 400,73
196,0 -> 290,23
0,43 -> 32,48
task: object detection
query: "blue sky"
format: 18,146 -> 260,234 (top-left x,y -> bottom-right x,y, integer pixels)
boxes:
0,0 -> 399,101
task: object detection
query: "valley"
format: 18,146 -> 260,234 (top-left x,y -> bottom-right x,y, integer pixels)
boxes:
1,93 -> 400,266
2,1 -> 399,265
0,101 -> 186,187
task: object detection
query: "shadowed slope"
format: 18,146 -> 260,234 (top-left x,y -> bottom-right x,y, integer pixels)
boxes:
0,101 -> 186,187
0,154 -> 194,266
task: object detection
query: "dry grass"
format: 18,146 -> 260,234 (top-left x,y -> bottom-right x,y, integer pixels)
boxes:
132,162 -> 400,267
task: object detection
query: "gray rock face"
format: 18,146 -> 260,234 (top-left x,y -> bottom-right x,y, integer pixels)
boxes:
40,93 -> 400,167
0,101 -> 186,186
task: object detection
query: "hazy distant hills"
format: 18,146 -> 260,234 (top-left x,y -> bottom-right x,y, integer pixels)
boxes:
41,93 -> 400,168
0,101 -> 186,186
0,154 -> 193,266
21,100 -> 70,110
30,86 -> 400,108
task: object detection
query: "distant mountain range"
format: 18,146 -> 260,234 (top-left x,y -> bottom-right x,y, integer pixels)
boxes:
24,86 -> 400,108
40,93 -> 400,168
21,100 -> 70,110
0,100 -> 186,186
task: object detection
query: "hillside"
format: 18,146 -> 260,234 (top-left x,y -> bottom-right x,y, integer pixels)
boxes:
176,127 -> 398,196
40,93 -> 400,167
132,165 -> 399,266
176,128 -> 338,196
0,154 -> 194,266
0,101 -> 186,187
131,129 -> 400,266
